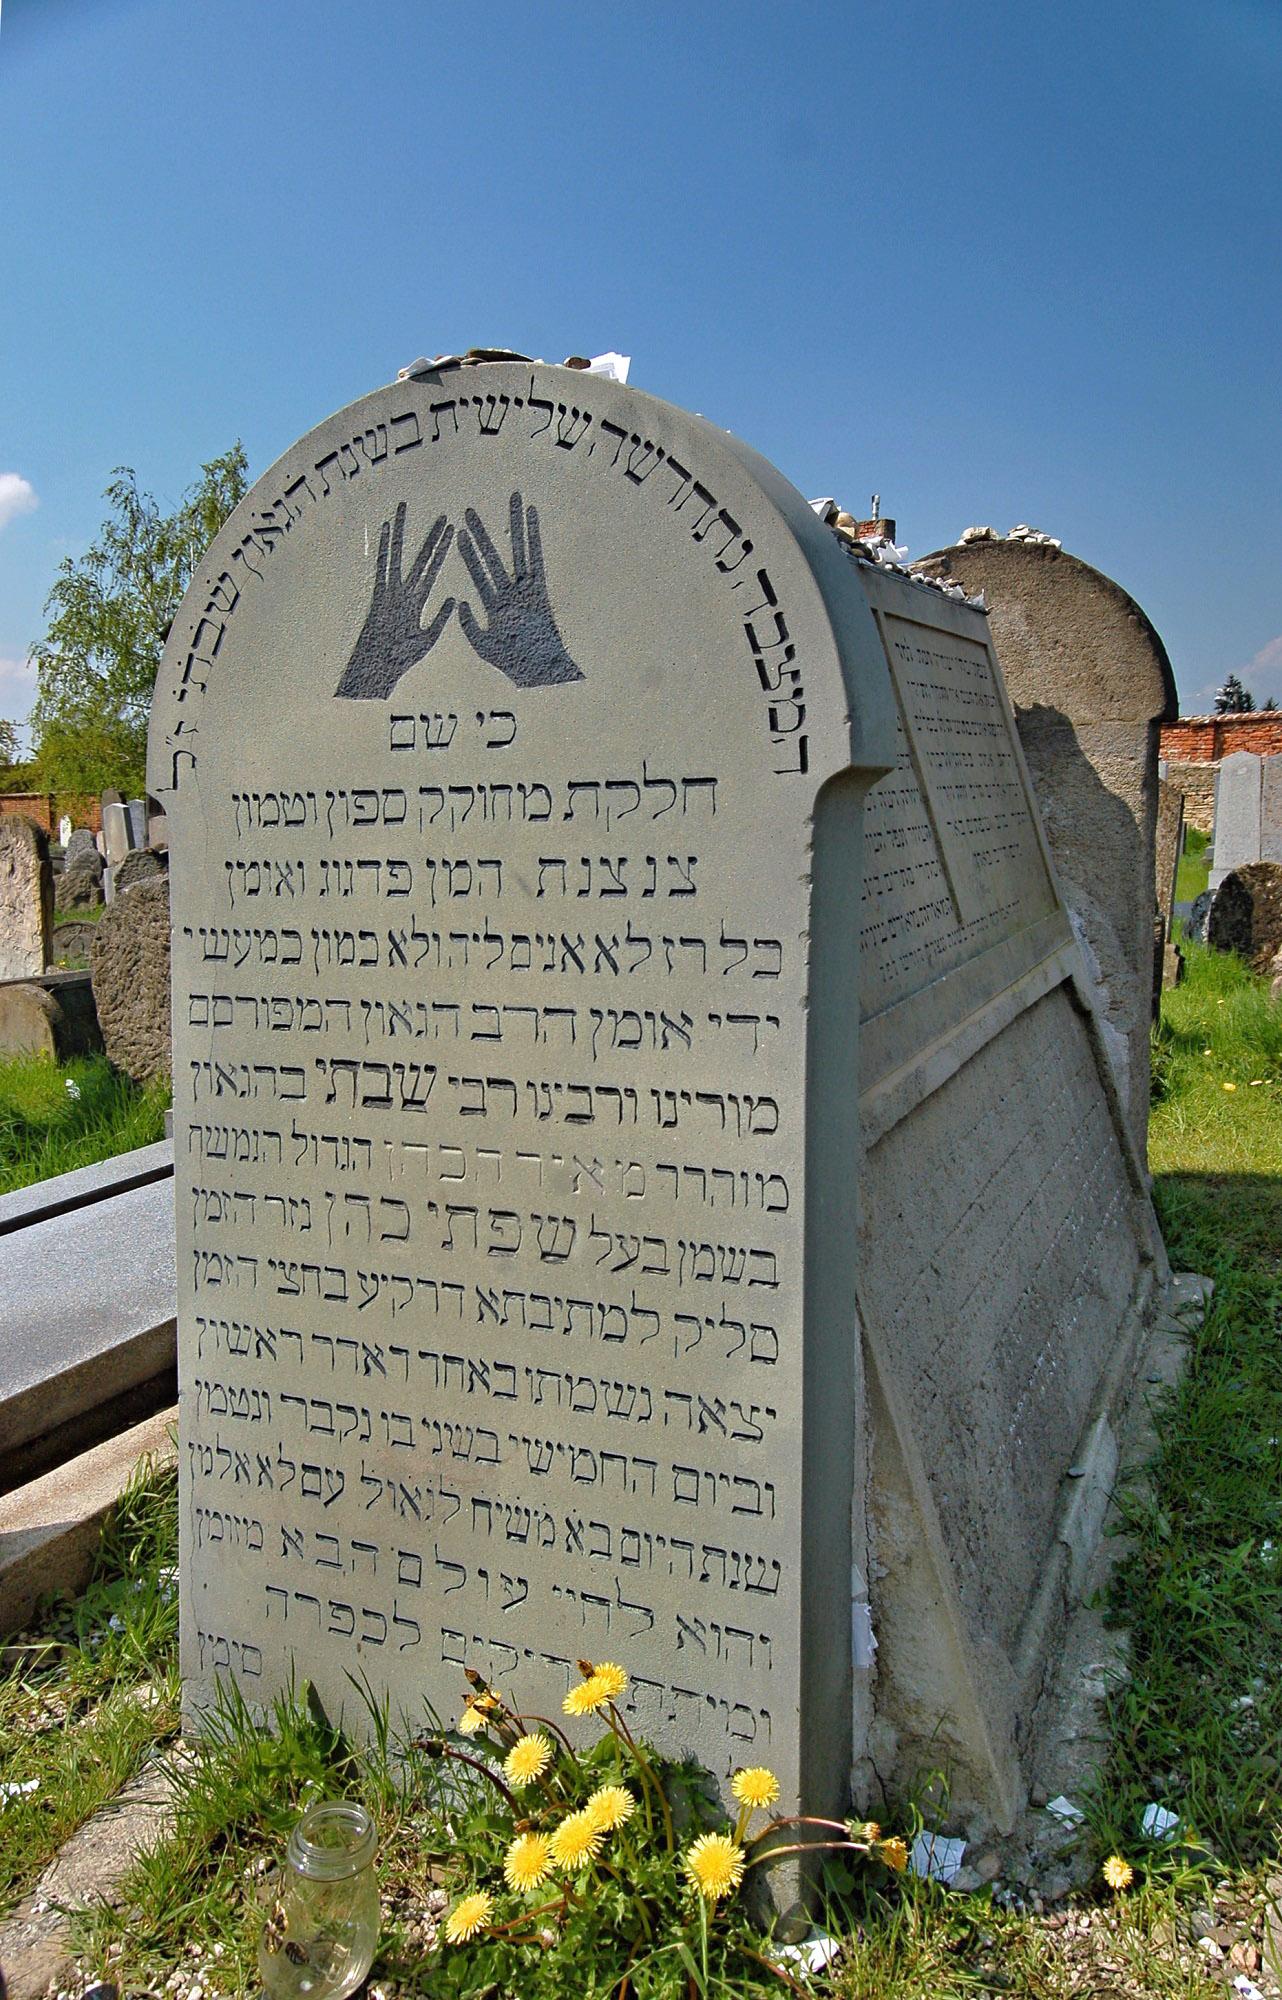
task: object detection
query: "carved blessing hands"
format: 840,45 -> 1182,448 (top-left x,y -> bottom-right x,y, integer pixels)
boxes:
335,491 -> 581,698
458,491 -> 583,688
336,503 -> 455,699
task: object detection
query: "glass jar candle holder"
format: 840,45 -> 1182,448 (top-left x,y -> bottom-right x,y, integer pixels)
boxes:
259,1800 -> 379,2000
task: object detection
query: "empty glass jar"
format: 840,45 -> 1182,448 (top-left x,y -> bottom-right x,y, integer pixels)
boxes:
259,1801 -> 379,2000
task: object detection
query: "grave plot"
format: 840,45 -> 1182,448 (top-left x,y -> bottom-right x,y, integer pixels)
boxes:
149,361 -> 1169,1836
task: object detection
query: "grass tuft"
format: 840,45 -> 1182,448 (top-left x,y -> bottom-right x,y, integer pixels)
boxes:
0,1050 -> 169,1196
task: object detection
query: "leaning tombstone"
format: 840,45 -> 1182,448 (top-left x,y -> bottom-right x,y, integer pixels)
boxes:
1209,750 -> 1263,890
65,827 -> 100,870
125,798 -> 148,848
0,816 -> 53,981
1205,861 -> 1282,974
90,874 -> 171,1083
151,361 -> 1171,1847
912,532 -> 1177,1155
113,846 -> 167,895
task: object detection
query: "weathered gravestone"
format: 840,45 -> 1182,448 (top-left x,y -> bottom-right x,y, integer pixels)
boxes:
1206,862 -> 1282,974
114,847 -> 166,895
0,816 -> 53,981
912,536 -> 1177,1155
65,828 -> 100,870
1155,776 -> 1185,995
1208,751 -> 1282,889
151,363 -> 1169,1837
90,875 -> 172,1083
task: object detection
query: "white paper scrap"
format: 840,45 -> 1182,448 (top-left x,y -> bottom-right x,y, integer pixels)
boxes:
0,1778 -> 39,1801
777,1933 -> 843,1979
1141,1803 -> 1180,1840
909,1831 -> 967,1884
1045,1795 -> 1084,1826
1232,1978 -> 1265,2000
587,352 -> 630,383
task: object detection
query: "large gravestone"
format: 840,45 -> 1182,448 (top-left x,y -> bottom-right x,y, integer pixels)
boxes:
0,816 -> 53,980
1206,862 -> 1282,974
91,875 -> 172,1083
911,536 -> 1177,1156
152,363 -> 1167,1836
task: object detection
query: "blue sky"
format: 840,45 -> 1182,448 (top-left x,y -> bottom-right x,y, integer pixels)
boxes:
1,0 -> 1279,734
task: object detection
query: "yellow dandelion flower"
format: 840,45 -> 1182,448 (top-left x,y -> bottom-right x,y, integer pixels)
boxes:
849,1819 -> 881,1842
877,1836 -> 909,1872
503,1832 -> 553,1893
456,1703 -> 486,1737
1102,1853 -> 1133,1891
585,1784 -> 636,1832
549,1808 -> 605,1870
443,1890 -> 493,1943
683,1832 -> 746,1903
592,1661 -> 629,1700
731,1767 -> 780,1811
504,1732 -> 553,1788
562,1675 -> 609,1717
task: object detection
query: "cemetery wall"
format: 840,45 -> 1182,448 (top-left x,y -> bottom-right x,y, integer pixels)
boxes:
0,794 -> 102,838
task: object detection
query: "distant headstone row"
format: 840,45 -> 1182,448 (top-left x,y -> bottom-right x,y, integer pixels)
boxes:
1209,751 -> 1282,891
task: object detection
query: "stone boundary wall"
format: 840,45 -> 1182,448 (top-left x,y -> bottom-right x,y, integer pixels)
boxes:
1161,714 -> 1282,763
0,794 -> 103,837
1163,760 -> 1216,832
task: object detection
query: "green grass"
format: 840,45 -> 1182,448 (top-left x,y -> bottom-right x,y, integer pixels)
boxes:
0,1456 -> 180,1916
0,1050 -> 169,1195
1175,825 -> 1211,905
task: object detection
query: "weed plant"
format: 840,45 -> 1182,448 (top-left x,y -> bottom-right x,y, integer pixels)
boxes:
0,1050 -> 168,1195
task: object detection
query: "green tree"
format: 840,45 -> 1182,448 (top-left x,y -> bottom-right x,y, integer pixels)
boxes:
0,719 -> 20,769
1214,673 -> 1255,714
30,445 -> 248,796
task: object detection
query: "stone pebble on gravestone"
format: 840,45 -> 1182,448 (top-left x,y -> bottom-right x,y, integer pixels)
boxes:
1209,750 -> 1263,891
1205,862 -> 1282,974
149,360 -> 1168,1843
910,535 -> 1177,1156
0,816 -> 53,980
89,874 -> 171,1083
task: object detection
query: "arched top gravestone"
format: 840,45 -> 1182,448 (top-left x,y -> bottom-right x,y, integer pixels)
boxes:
912,537 -> 1177,1154
150,362 -> 901,1823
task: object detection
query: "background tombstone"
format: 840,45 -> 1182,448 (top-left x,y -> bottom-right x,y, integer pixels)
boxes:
1154,775 -> 1185,995
1205,861 -> 1282,973
911,535 -> 1177,1155
151,363 -> 1169,1841
59,831 -> 106,911
113,846 -> 167,895
90,874 -> 171,1083
1262,757 -> 1282,866
1209,750 -> 1263,890
0,816 -> 53,981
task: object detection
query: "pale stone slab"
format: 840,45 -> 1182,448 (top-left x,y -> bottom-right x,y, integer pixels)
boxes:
150,361 -> 900,1824
1262,756 -> 1282,866
1155,779 -> 1184,939
0,817 -> 52,980
910,538 -> 1177,1157
1209,750 -> 1263,889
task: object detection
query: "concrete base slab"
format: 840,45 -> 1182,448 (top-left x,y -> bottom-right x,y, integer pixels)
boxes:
0,1407 -> 177,1636
0,1758 -> 176,2000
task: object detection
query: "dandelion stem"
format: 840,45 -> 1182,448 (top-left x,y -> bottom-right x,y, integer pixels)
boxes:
608,1702 -> 675,1852
739,1944 -> 812,1997
512,1709 -> 577,1756
411,1738 -> 519,1812
743,1839 -> 866,1870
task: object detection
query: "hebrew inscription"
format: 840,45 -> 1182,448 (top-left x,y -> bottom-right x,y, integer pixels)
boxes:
151,363 -> 895,1814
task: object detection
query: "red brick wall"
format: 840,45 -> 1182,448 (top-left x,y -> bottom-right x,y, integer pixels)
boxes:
1160,713 -> 1282,763
0,793 -> 103,837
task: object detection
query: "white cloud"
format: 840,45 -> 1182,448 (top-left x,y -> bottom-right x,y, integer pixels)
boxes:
0,655 -> 37,733
1243,633 -> 1282,686
0,473 -> 38,535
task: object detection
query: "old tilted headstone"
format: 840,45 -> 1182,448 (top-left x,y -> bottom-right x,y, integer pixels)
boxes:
151,363 -> 1168,1836
60,830 -> 106,912
65,828 -> 100,870
0,816 -> 53,980
1155,776 -> 1185,995
912,535 -> 1177,1155
1206,861 -> 1282,974
90,875 -> 172,1083
113,847 -> 167,895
